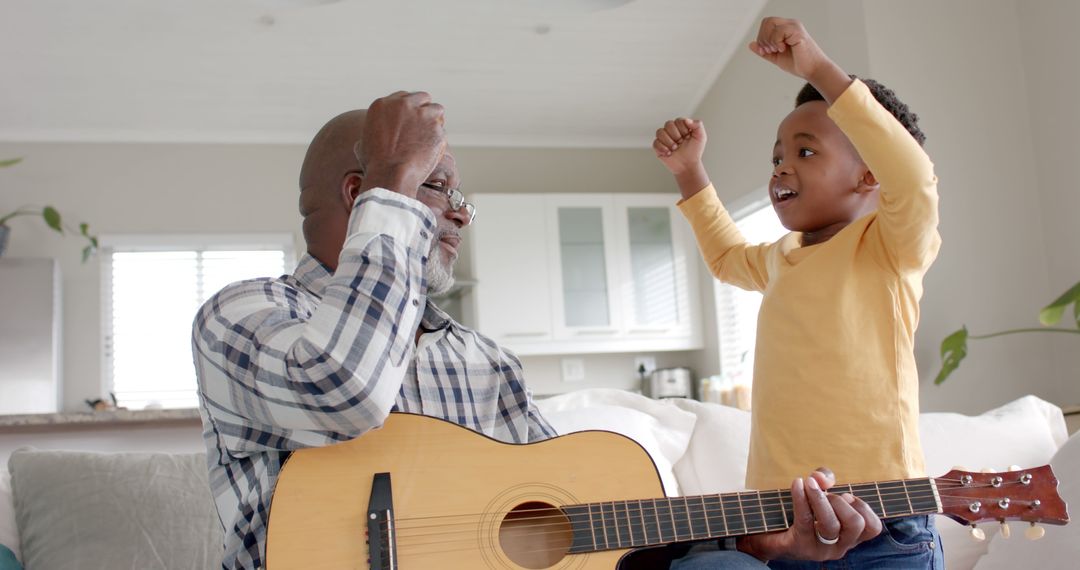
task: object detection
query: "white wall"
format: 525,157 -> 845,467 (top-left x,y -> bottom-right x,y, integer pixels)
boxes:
861,0 -> 1073,412
1016,0 -> 1080,400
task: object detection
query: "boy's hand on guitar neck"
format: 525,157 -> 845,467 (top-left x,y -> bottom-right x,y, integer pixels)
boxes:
749,17 -> 853,104
737,468 -> 883,562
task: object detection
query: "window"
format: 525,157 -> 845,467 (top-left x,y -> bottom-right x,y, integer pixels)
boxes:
102,235 -> 294,410
713,195 -> 787,388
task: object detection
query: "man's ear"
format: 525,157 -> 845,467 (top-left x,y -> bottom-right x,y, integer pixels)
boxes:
855,169 -> 879,195
340,171 -> 364,211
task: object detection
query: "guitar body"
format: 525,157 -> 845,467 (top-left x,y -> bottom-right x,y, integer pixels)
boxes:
266,413 -> 667,569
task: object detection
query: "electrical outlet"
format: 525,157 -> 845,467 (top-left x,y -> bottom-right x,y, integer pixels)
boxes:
634,355 -> 657,377
561,358 -> 586,382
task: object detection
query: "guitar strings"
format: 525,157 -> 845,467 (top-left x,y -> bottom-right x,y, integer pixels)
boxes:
382,491 -> 1009,559
386,498 -> 991,549
389,482 -> 938,525
390,488 -> 939,535
387,488 -> 1024,535
380,487 -> 1039,560
383,479 -> 1023,529
367,484 -> 1035,555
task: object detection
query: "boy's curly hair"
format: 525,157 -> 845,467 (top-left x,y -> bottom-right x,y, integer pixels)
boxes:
796,77 -> 926,146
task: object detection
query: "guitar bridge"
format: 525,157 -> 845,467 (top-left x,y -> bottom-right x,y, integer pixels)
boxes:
367,473 -> 397,570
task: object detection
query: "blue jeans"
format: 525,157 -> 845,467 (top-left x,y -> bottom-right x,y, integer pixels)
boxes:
671,516 -> 944,570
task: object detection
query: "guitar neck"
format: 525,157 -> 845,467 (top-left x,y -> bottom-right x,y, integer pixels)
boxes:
562,477 -> 940,553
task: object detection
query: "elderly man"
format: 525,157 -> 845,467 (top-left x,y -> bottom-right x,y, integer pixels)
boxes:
192,91 -> 879,569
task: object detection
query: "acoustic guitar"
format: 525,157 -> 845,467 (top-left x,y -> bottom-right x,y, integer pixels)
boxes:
266,413 -> 1068,569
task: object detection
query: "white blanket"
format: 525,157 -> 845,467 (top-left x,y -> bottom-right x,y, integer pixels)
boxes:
537,389 -> 696,496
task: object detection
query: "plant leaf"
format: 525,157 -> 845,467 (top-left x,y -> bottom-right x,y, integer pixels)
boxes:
91,236 -> 99,248
1039,280 -> 1080,326
82,245 -> 92,263
42,207 -> 63,233
935,326 -> 969,385
0,158 -> 22,168
79,223 -> 89,236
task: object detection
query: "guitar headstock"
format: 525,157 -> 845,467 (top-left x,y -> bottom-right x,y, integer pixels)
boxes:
935,465 -> 1069,527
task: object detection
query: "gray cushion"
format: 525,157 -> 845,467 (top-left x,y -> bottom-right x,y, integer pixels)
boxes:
8,449 -> 223,570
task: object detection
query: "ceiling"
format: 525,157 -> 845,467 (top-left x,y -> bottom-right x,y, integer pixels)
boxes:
0,0 -> 766,147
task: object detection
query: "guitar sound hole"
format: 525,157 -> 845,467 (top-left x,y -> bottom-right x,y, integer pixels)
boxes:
499,501 -> 573,569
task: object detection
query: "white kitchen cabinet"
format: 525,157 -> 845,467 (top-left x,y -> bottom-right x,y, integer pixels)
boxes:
464,194 -> 554,343
547,195 -> 622,339
465,193 -> 702,355
617,194 -> 696,340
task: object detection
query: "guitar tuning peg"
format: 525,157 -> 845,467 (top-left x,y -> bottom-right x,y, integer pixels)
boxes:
999,522 -> 1011,539
981,467 -> 995,473
1025,523 -> 1045,541
1009,465 -> 1022,472
970,525 -> 986,541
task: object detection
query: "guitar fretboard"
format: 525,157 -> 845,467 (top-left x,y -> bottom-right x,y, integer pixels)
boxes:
562,478 -> 939,553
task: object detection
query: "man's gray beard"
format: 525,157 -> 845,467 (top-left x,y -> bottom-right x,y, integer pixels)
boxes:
425,238 -> 456,296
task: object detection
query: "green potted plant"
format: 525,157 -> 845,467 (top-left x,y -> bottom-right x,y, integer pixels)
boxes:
0,157 -> 99,262
936,280 -> 1080,384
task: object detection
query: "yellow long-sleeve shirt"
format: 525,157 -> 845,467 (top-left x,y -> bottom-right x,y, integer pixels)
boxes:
679,80 -> 941,490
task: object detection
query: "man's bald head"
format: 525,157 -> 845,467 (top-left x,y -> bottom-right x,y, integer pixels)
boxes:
298,109 -> 367,264
299,109 -> 367,203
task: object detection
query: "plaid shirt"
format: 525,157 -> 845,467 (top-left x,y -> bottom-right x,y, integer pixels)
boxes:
192,188 -> 555,570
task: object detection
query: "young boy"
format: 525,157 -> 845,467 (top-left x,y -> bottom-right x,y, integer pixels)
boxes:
657,17 -> 943,569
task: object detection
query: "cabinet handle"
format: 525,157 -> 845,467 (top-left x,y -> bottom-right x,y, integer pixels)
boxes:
574,329 -> 619,335
502,331 -> 548,338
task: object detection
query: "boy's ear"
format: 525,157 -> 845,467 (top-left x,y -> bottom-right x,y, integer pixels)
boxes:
855,169 -> 879,195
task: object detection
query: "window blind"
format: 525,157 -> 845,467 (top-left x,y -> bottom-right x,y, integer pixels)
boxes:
103,240 -> 290,410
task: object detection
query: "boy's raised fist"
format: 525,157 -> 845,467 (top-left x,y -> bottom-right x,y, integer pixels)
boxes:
749,17 -> 832,82
652,117 -> 706,175
749,17 -> 852,104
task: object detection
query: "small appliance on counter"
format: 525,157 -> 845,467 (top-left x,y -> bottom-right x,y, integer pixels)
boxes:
642,366 -> 694,399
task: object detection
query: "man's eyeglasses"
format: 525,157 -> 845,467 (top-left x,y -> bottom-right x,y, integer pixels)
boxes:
420,183 -> 476,225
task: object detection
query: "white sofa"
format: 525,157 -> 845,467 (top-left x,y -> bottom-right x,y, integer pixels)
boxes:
1,391 -> 1076,569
